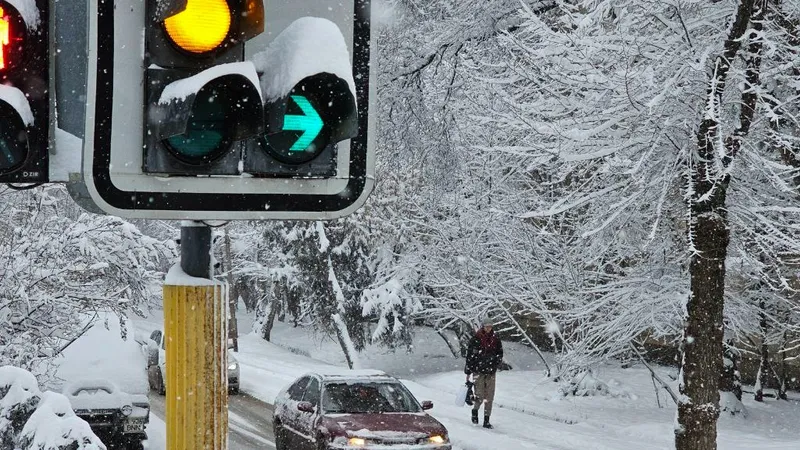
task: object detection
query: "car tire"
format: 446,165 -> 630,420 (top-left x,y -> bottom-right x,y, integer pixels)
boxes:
229,386 -> 239,395
274,422 -> 287,450
157,371 -> 166,396
316,433 -> 329,450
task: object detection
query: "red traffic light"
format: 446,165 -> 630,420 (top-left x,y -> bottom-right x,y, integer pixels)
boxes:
0,3 -> 27,73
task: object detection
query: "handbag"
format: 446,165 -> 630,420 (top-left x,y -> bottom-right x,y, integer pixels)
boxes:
465,381 -> 475,406
454,383 -> 469,406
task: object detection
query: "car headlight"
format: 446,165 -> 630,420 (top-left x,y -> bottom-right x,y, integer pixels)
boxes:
429,435 -> 447,444
121,405 -> 133,416
348,437 -> 366,446
228,362 -> 238,370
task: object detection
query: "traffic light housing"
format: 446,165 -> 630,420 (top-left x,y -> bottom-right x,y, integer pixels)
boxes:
78,0 -> 375,220
244,72 -> 358,177
143,0 -> 264,176
0,0 -> 49,183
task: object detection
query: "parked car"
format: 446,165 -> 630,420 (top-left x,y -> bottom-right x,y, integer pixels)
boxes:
273,370 -> 451,450
145,329 -> 239,395
63,379 -> 149,450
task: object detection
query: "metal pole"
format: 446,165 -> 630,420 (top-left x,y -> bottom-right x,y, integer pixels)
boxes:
224,227 -> 239,352
181,223 -> 212,277
164,221 -> 228,450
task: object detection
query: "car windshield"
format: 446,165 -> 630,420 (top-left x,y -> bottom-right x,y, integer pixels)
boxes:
322,381 -> 421,414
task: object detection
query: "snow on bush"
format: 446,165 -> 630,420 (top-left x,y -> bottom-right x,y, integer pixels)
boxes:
560,371 -> 632,399
719,391 -> 745,417
0,366 -> 40,448
17,392 -> 106,450
0,366 -> 104,450
362,277 -> 422,346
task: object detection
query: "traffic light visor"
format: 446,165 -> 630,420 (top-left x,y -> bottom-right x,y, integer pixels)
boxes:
164,0 -> 231,53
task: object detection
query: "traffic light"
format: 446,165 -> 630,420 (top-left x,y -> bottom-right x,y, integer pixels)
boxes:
0,0 -> 49,183
143,0 -> 265,176
244,71 -> 358,177
78,0 -> 375,220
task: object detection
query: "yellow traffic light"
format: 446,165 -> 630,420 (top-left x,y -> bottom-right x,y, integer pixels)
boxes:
164,0 -> 231,54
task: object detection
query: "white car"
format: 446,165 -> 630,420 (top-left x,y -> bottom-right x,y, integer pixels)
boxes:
63,379 -> 149,450
146,329 -> 240,394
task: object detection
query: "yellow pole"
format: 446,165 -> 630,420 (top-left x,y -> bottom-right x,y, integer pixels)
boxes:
164,276 -> 228,449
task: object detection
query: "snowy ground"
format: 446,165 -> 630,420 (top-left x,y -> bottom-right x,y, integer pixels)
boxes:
241,317 -> 800,450
67,307 -> 800,450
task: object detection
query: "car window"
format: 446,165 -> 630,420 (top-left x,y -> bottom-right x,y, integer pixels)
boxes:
150,330 -> 161,344
322,382 -> 421,414
287,377 -> 311,401
302,378 -> 320,407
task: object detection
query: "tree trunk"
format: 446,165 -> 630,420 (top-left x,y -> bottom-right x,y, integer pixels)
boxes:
676,1 -> 762,448
259,299 -> 278,342
332,313 -> 359,369
755,306 -> 770,402
776,334 -> 788,400
677,198 -> 728,449
436,329 -> 461,358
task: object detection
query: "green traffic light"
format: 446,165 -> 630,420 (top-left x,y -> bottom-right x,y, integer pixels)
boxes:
283,95 -> 323,152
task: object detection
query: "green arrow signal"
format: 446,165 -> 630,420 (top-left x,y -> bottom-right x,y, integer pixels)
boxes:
283,95 -> 323,151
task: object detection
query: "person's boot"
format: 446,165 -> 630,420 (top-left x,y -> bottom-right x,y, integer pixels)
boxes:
483,415 -> 493,429
471,409 -> 479,424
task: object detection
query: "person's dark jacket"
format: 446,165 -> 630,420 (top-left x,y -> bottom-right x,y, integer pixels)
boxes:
464,328 -> 504,375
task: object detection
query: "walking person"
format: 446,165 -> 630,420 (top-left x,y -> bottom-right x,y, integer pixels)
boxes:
464,317 -> 503,429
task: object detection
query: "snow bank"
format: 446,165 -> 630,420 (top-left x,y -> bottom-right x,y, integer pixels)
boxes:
143,413 -> 166,450
51,128 -> 83,182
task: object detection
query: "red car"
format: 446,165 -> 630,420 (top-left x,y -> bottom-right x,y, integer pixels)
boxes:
273,370 -> 452,450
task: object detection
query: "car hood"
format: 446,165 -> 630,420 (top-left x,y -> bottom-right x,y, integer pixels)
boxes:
322,412 -> 447,440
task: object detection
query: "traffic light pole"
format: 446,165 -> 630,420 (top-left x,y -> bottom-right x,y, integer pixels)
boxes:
164,221 -> 229,449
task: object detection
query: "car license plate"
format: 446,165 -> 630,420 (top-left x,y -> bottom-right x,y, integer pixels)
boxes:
124,422 -> 144,433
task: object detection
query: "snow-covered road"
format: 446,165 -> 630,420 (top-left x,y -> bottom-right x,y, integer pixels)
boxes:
148,391 -> 276,449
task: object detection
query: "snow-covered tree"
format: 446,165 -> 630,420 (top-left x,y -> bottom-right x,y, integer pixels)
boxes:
0,186 -> 176,377
465,0 -> 800,447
